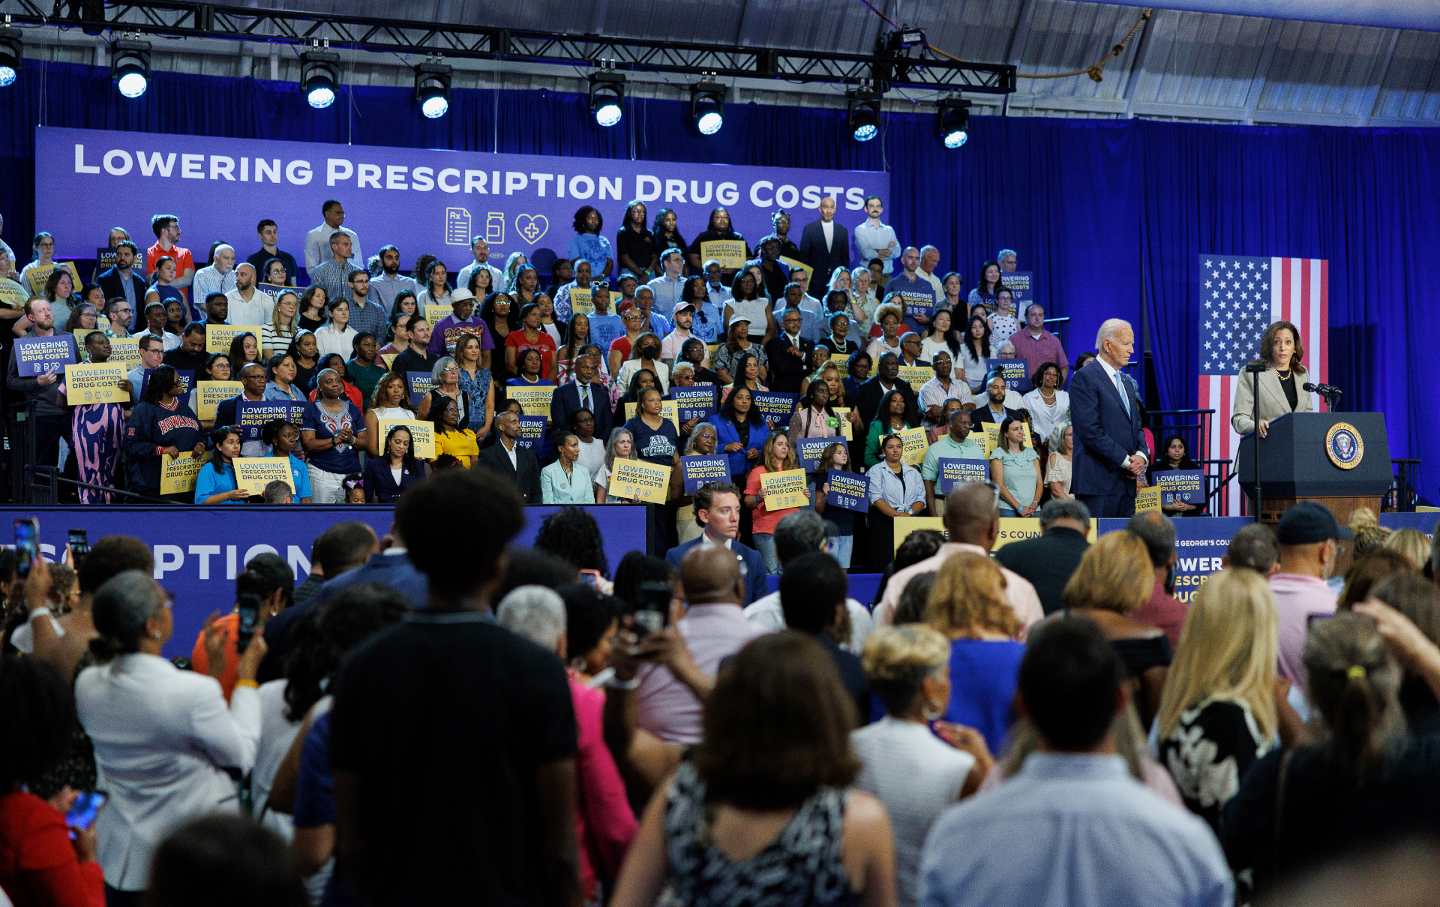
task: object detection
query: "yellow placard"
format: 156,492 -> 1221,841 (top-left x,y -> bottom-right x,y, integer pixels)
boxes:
624,399 -> 680,431
705,344 -> 719,367
831,406 -> 854,441
893,516 -> 946,554
159,452 -> 204,495
106,336 -> 141,369
205,323 -> 263,354
607,458 -> 671,504
63,362 -> 129,405
760,468 -> 810,510
830,352 -> 852,371
700,239 -> 747,270
232,457 -> 295,496
981,421 -> 1033,458
779,256 -> 810,276
1135,484 -> 1162,514
567,287 -> 594,316
194,380 -> 244,421
507,384 -> 556,419
898,364 -> 934,393
423,304 -> 452,326
379,352 -> 397,370
899,426 -> 929,466
377,418 -> 437,460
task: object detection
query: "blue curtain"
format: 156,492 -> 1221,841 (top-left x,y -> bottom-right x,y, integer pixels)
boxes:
4,62 -> 1438,497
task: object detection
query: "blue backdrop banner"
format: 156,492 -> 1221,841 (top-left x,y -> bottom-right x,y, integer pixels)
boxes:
0,504 -> 648,656
35,126 -> 888,269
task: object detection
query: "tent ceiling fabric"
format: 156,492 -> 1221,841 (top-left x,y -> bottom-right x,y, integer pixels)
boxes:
27,0 -> 1440,125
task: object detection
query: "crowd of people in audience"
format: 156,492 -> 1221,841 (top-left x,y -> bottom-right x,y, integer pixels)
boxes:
1,462 -> 1438,906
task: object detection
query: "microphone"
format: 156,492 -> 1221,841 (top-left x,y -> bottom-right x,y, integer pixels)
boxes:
1303,382 -> 1342,397
1243,361 -> 1267,374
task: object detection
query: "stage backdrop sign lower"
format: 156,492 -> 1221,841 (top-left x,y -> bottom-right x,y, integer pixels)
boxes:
35,127 -> 889,271
0,504 -> 647,657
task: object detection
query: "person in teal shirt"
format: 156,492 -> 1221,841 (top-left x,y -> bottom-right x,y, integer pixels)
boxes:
989,416 -> 1042,517
194,426 -> 248,504
922,408 -> 988,512
541,430 -> 597,504
262,418 -> 314,503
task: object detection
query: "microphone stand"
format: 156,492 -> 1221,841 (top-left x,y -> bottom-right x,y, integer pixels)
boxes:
1245,363 -> 1264,521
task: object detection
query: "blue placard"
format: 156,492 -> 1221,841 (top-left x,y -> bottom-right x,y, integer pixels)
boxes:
669,384 -> 718,423
1152,469 -> 1204,506
796,437 -> 839,473
405,371 -> 434,407
988,357 -> 1030,393
1001,270 -> 1034,303
13,334 -> 77,377
751,390 -> 799,431
897,291 -> 934,320
937,457 -> 990,493
515,414 -> 547,450
140,368 -> 195,398
236,399 -> 307,440
825,470 -> 870,513
680,455 -> 731,493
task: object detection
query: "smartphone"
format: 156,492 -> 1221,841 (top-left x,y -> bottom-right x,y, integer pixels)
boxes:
13,518 -> 39,579
68,529 -> 90,569
66,791 -> 106,840
632,580 -> 672,636
235,593 -> 262,654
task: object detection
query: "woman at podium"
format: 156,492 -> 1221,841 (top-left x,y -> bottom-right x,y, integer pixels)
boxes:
1231,320 -> 1312,438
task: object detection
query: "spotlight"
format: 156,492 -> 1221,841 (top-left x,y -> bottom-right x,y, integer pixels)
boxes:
300,50 -> 340,110
690,81 -> 726,136
589,71 -> 625,128
937,99 -> 971,149
0,28 -> 20,88
110,38 -> 150,99
415,62 -> 452,119
847,90 -> 881,143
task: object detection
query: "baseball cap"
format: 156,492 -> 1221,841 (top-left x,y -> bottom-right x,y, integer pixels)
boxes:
450,288 -> 475,304
1275,502 -> 1353,545
674,301 -> 696,314
728,314 -> 752,329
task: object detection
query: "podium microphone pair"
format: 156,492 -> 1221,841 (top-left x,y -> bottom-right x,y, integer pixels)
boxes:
1242,362 -> 1342,397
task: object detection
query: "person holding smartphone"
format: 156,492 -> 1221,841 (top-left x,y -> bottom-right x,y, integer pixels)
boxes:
0,654 -> 106,906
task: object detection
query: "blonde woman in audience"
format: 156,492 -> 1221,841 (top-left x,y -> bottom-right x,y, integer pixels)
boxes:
1156,569 -> 1301,841
262,290 -> 298,358
849,265 -> 878,335
1046,422 -> 1074,500
593,427 -> 637,504
1384,529 -> 1430,573
853,625 -> 991,907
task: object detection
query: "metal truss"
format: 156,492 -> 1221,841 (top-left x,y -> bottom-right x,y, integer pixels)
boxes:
0,0 -> 1016,94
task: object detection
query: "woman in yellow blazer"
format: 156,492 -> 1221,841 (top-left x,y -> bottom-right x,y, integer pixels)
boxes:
1231,320 -> 1312,438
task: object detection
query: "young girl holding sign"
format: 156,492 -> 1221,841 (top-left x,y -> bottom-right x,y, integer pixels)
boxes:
743,433 -> 801,574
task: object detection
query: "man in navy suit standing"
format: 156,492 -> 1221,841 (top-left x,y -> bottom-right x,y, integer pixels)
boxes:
664,483 -> 766,604
548,350 -> 612,441
1070,318 -> 1149,518
797,195 -> 851,289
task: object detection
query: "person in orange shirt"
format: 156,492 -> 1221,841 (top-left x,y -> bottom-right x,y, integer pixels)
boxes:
144,214 -> 195,302
189,553 -> 293,699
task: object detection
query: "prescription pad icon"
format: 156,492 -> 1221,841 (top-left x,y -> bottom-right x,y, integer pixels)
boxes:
444,208 -> 472,245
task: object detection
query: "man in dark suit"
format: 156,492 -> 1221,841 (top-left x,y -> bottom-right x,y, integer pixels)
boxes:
548,351 -> 612,441
95,240 -> 148,325
475,410 -> 543,504
854,352 -> 921,426
971,371 -> 1028,426
763,308 -> 814,394
994,498 -> 1092,614
664,483 -> 766,604
1070,318 -> 1148,517
797,195 -> 851,288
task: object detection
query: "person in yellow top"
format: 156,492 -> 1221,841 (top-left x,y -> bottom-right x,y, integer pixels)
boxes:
431,393 -> 479,466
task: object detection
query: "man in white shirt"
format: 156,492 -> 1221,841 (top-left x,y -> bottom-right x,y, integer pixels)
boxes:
304,199 -> 362,272
703,259 -> 732,309
455,235 -> 503,295
918,245 -> 944,300
853,194 -> 899,274
134,303 -> 181,353
224,263 -> 273,327
876,483 -> 1044,630
645,248 -> 686,317
659,301 -> 697,361
192,244 -> 238,302
742,510 -> 873,654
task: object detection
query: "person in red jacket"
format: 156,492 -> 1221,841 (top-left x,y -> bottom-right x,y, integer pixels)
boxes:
0,654 -> 104,907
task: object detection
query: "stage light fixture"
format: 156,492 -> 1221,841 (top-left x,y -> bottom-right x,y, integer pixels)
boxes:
300,50 -> 340,110
0,27 -> 20,88
589,71 -> 625,128
690,81 -> 726,136
415,62 -> 452,119
110,38 -> 151,99
847,90 -> 881,143
937,99 -> 971,149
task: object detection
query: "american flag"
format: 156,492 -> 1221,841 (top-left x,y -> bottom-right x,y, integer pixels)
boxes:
1197,255 -> 1328,515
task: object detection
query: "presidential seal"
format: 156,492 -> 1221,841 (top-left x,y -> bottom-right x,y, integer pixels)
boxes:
1325,422 -> 1363,470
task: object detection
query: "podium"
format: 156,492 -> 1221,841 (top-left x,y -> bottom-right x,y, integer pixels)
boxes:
1236,413 -> 1390,525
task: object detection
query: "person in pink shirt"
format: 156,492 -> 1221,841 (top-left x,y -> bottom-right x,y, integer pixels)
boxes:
876,483 -> 1045,632
1270,502 -> 1347,688
1008,302 -> 1069,382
